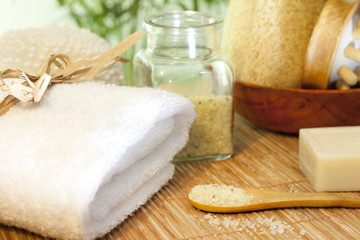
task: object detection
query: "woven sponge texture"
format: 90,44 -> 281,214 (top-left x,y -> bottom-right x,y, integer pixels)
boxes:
222,0 -> 326,88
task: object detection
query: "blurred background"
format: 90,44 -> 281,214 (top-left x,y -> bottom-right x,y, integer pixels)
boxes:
0,0 -> 229,84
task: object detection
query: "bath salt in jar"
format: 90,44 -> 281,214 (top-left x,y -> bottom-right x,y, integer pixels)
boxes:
133,11 -> 234,162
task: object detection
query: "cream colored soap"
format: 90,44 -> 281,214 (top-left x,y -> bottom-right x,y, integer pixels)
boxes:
299,126 -> 360,192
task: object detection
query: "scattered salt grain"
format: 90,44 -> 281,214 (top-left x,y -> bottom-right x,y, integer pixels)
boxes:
188,184 -> 254,207
201,214 -> 302,236
208,215 -> 220,226
229,219 -> 240,228
259,230 -> 266,235
289,184 -> 299,193
223,216 -> 232,228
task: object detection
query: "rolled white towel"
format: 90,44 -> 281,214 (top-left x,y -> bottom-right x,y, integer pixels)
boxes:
0,82 -> 195,240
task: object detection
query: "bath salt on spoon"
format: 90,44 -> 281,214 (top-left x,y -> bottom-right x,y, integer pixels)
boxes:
188,184 -> 360,213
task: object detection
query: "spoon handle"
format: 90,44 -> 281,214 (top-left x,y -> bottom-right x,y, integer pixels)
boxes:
264,191 -> 360,208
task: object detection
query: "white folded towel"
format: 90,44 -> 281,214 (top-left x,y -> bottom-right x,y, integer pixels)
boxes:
0,82 -> 195,240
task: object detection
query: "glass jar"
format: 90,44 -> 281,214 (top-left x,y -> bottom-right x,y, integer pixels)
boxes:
133,11 -> 234,162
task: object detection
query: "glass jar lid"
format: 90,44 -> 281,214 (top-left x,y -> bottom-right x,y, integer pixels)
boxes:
144,11 -> 223,31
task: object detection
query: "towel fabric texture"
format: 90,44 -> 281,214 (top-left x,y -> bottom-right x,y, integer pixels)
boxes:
0,82 -> 195,240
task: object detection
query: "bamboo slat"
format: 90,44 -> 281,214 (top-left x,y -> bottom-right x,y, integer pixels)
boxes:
1,114 -> 360,240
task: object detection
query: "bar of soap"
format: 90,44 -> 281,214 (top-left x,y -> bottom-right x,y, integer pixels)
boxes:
299,126 -> 360,192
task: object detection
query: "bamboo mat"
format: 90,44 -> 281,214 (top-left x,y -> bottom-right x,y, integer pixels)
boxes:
1,114 -> 360,240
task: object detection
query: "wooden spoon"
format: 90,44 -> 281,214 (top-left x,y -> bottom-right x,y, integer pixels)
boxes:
188,188 -> 360,213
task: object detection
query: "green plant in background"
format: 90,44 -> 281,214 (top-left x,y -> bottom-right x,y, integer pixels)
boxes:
56,0 -> 229,85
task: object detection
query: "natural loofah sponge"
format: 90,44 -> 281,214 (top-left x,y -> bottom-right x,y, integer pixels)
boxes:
222,0 -> 326,88
0,25 -> 123,85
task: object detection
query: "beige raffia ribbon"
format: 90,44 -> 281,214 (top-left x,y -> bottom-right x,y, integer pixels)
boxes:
0,31 -> 145,116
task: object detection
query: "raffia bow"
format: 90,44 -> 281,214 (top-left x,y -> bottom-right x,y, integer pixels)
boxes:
0,31 -> 145,116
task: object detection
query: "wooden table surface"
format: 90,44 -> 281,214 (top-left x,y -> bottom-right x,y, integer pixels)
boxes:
1,114 -> 360,240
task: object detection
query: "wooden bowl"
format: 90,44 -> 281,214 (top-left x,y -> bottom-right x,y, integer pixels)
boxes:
234,81 -> 360,134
